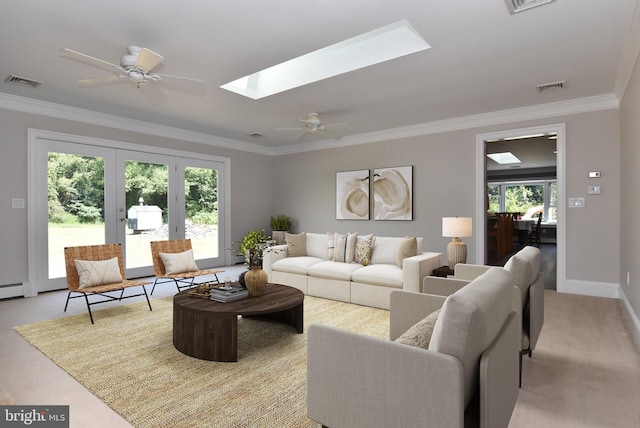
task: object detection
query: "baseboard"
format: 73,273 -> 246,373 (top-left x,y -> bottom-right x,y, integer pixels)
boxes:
564,279 -> 620,299
0,284 -> 24,300
619,287 -> 640,352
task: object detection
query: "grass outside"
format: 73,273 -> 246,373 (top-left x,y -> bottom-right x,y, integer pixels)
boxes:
48,224 -> 218,278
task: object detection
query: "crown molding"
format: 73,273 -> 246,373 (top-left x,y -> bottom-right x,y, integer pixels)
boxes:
0,92 -> 273,156
274,94 -> 620,155
1,91 -> 619,157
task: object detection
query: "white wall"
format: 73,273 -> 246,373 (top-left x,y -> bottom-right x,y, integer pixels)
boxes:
273,109 -> 621,290
620,50 -> 640,345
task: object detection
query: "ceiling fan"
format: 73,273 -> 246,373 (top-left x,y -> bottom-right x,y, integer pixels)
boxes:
62,45 -> 205,103
275,113 -> 348,140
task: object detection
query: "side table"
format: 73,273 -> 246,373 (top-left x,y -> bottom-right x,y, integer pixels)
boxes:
431,265 -> 454,278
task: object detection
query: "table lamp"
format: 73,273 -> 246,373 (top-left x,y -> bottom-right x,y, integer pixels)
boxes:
442,217 -> 473,269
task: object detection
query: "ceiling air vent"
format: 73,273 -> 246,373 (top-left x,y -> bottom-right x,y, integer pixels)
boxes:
5,74 -> 42,88
536,80 -> 566,93
506,0 -> 555,14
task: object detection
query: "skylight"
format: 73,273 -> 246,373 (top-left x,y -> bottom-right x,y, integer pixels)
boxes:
220,20 -> 430,100
487,152 -> 522,165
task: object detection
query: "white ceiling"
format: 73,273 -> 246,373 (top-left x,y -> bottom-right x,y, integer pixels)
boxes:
1,1 -> 638,154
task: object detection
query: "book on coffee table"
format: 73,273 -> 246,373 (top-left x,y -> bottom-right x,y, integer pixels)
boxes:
210,285 -> 248,303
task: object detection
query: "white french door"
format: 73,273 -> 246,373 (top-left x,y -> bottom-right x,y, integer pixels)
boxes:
29,131 -> 227,293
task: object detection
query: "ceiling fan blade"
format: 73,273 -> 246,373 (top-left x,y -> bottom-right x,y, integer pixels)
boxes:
156,73 -> 206,84
78,75 -> 122,85
324,122 -> 349,129
295,130 -> 310,140
62,48 -> 123,72
139,83 -> 168,105
274,127 -> 305,131
135,48 -> 164,72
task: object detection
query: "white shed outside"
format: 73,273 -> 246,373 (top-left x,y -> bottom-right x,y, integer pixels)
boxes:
127,205 -> 163,232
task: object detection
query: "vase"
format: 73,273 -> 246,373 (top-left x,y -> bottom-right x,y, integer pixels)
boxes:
244,266 -> 268,296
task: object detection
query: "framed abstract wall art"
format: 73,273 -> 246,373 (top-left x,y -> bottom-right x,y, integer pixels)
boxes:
336,169 -> 370,220
373,165 -> 413,220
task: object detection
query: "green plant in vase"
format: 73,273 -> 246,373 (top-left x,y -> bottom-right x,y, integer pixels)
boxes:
270,214 -> 291,245
239,229 -> 270,267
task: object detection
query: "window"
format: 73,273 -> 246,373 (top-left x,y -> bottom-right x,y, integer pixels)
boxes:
488,179 -> 556,222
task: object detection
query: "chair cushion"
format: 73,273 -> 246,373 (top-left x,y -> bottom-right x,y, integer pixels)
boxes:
285,232 -> 307,257
159,249 -> 199,274
428,267 -> 514,407
308,261 -> 362,281
504,246 -> 541,309
354,234 -> 375,265
351,264 -> 403,288
75,257 -> 123,288
271,256 -> 324,275
395,308 -> 441,349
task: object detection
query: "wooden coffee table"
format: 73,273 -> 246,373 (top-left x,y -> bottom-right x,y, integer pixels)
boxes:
173,283 -> 304,362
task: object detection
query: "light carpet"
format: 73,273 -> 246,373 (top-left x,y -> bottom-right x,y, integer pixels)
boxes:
14,296 -> 390,427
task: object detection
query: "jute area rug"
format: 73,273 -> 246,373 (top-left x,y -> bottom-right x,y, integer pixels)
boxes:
14,295 -> 389,427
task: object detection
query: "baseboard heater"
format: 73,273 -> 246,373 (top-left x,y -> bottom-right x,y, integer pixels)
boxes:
0,283 -> 24,300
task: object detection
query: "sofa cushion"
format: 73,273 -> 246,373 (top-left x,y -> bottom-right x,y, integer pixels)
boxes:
395,308 -> 441,349
428,267 -> 514,407
354,234 -> 375,265
333,232 -> 357,263
326,233 -> 336,260
351,264 -> 403,288
370,236 -> 423,265
503,246 -> 541,309
285,232 -> 307,257
396,236 -> 418,267
308,260 -> 363,281
271,256 -> 323,275
306,232 -> 331,259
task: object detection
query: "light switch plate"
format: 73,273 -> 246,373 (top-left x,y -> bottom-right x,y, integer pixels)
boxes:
11,198 -> 25,209
587,185 -> 601,195
569,197 -> 585,208
588,171 -> 601,178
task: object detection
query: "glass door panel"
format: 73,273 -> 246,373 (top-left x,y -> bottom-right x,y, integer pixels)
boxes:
47,152 -> 106,279
117,151 -> 173,279
184,166 -> 219,260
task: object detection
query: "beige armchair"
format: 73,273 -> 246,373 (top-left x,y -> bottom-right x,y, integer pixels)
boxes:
307,267 -> 520,428
423,245 -> 544,385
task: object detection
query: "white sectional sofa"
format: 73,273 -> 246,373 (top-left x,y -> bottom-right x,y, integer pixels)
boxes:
262,232 -> 442,309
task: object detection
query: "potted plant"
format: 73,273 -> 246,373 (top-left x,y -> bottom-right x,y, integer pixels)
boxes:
270,214 -> 291,245
239,229 -> 270,267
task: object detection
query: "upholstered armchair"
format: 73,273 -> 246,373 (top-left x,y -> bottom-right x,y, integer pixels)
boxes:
307,267 -> 520,428
423,245 -> 544,385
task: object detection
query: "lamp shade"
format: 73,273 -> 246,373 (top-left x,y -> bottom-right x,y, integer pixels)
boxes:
442,217 -> 472,238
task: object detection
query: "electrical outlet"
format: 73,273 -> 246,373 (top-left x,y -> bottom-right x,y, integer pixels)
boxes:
568,197 -> 585,208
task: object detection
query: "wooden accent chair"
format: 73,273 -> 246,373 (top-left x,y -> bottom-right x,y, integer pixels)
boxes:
527,213 -> 543,247
64,243 -> 152,324
149,239 -> 223,295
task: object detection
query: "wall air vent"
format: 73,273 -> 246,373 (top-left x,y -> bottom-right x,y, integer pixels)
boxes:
5,74 -> 42,88
536,80 -> 566,93
506,0 -> 555,14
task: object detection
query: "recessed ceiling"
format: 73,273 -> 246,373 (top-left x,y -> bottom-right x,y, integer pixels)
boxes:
0,1 -> 637,151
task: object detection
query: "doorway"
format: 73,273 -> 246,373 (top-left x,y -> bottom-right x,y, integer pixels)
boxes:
475,124 -> 566,292
27,130 -> 229,295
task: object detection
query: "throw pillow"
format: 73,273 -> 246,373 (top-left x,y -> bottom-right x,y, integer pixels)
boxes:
395,308 -> 441,349
285,232 -> 307,257
333,232 -> 358,263
354,234 -> 375,266
160,249 -> 199,275
327,232 -> 336,260
396,236 -> 418,267
75,257 -> 123,289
